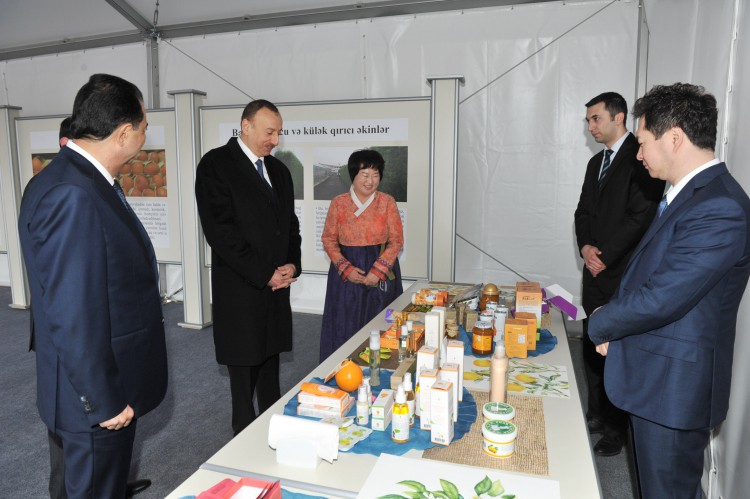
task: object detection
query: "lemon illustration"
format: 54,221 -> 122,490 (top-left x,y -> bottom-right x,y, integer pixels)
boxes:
515,374 -> 537,383
463,371 -> 484,381
507,382 -> 526,392
473,359 -> 491,367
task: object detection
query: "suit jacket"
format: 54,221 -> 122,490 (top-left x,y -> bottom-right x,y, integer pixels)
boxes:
588,163 -> 750,430
574,132 -> 665,314
18,146 -> 167,433
195,137 -> 302,366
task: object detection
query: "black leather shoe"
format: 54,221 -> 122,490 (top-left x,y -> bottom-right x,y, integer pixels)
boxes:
126,479 -> 152,497
593,436 -> 624,457
587,418 -> 605,434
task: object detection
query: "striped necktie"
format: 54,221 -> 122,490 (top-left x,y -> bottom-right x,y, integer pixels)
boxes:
598,149 -> 613,184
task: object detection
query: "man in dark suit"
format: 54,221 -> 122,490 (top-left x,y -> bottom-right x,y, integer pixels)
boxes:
574,92 -> 665,456
19,74 -> 168,498
195,99 -> 301,436
589,83 -> 750,498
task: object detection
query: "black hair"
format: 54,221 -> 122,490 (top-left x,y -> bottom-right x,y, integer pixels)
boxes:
585,92 -> 628,122
632,83 -> 717,151
58,116 -> 72,140
68,74 -> 144,140
241,99 -> 280,122
347,149 -> 385,182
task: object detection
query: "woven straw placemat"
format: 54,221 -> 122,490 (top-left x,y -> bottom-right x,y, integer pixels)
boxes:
422,392 -> 548,475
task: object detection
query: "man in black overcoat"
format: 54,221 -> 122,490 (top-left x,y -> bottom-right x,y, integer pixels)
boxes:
574,92 -> 665,456
195,99 -> 302,435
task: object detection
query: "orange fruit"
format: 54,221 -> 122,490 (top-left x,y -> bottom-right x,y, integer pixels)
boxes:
334,359 -> 363,392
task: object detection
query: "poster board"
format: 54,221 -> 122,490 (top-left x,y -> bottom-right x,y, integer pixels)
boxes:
14,109 -> 181,263
199,98 -> 431,279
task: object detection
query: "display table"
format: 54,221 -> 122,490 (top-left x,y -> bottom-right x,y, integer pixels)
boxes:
170,280 -> 601,498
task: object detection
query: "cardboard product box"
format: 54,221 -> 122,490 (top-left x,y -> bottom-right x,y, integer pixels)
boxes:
514,311 -> 538,351
419,368 -> 440,430
515,282 -> 542,327
416,345 -> 438,383
439,363 -> 460,421
380,325 -> 400,350
465,310 -> 479,331
445,340 -> 464,401
430,380 -> 454,446
297,391 -> 351,411
424,312 -> 442,352
297,396 -> 354,419
390,356 -> 417,389
371,389 -> 394,431
504,318 -> 529,359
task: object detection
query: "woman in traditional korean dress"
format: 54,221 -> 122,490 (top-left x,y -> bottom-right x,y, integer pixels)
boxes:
319,150 -> 404,362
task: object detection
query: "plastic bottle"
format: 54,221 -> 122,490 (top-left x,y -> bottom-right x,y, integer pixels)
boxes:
398,325 -> 409,362
489,340 -> 509,403
369,330 -> 381,386
362,376 -> 373,407
403,372 -> 416,427
356,385 -> 369,425
392,384 -> 410,443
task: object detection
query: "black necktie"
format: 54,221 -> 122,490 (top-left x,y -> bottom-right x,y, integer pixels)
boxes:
113,180 -> 133,214
598,149 -> 613,184
255,159 -> 272,190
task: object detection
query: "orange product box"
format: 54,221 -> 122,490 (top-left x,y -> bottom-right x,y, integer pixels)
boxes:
504,318 -> 529,359
514,312 -> 537,351
380,326 -> 400,350
515,282 -> 543,325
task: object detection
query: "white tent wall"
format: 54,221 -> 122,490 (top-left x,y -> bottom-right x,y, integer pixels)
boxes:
452,1 -> 639,294
1,2 -> 748,495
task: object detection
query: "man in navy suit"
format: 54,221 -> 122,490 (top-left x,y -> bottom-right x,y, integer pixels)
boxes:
19,74 -> 168,498
588,83 -> 750,498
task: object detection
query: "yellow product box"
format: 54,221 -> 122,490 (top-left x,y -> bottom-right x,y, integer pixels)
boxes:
439,363 -> 460,422
515,281 -> 542,326
371,389 -> 394,431
419,368 -> 440,430
504,319 -> 529,359
514,312 -> 538,351
465,310 -> 479,331
430,380 -> 454,446
445,340 -> 464,401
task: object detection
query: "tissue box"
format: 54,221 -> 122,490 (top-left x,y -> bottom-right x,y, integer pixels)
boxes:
371,389 -> 394,431
430,380 -> 454,446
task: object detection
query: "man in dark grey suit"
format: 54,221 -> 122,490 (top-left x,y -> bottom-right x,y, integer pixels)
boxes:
574,92 -> 665,456
20,74 -> 167,498
195,99 -> 301,436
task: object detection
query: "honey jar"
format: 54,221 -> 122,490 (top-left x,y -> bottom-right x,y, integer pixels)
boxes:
479,283 -> 501,311
472,320 -> 494,356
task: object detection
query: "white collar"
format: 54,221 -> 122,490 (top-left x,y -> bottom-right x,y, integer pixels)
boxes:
66,140 -> 114,185
350,186 -> 375,217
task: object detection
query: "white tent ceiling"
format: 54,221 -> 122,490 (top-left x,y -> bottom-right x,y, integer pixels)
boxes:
0,0 -> 552,61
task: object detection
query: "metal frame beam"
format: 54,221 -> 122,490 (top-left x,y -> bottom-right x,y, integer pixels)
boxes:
0,0 -> 554,62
